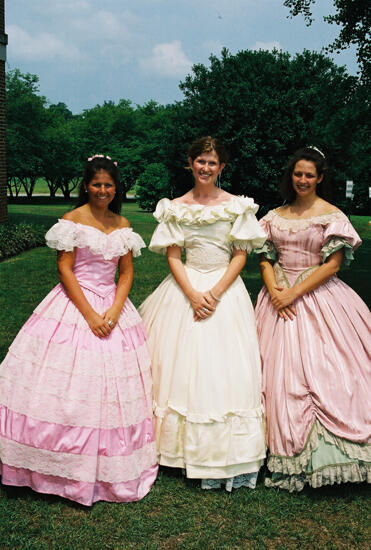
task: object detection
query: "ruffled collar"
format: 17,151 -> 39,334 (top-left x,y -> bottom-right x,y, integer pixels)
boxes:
154,196 -> 259,225
264,209 -> 348,232
45,219 -> 145,259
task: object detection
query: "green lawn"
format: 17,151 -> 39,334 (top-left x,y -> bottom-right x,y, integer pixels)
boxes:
0,203 -> 370,550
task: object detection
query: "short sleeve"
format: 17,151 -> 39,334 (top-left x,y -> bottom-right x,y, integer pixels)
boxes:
148,198 -> 184,255
229,198 -> 267,253
252,211 -> 277,260
321,217 -> 362,266
45,219 -> 78,252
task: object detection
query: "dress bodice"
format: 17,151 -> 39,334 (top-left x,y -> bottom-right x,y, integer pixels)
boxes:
149,197 -> 267,273
45,220 -> 145,297
258,209 -> 361,284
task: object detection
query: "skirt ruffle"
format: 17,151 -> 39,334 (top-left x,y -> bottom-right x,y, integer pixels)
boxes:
0,284 -> 158,505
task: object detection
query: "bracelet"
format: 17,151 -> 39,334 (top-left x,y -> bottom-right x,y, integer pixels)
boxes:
209,289 -> 221,302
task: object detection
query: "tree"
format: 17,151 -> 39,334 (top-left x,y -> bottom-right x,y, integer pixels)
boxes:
284,1 -> 371,84
6,69 -> 48,197
136,163 -> 171,211
169,48 -> 367,211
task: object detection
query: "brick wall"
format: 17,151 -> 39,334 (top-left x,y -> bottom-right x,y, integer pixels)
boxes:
0,0 -> 7,223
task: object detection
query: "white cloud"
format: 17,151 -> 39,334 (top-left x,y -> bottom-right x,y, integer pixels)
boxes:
139,41 -> 193,78
252,41 -> 281,52
8,25 -> 81,62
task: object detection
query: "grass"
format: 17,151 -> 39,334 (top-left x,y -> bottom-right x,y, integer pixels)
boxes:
0,202 -> 370,550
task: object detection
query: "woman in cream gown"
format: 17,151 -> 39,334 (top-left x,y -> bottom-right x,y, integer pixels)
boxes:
139,137 -> 267,490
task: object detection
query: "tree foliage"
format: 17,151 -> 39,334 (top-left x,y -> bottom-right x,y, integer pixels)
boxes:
6,69 -> 48,197
171,48 -> 368,212
135,163 -> 171,211
284,0 -> 371,84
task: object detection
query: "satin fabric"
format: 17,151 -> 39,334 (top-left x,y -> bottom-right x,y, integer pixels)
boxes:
255,210 -> 371,486
139,197 -> 267,481
0,221 -> 158,505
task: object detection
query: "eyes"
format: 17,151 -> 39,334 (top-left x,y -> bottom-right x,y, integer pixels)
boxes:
91,183 -> 114,189
196,159 -> 218,167
293,171 -> 317,179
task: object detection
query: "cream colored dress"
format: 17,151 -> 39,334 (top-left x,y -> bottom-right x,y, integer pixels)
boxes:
139,197 -> 267,487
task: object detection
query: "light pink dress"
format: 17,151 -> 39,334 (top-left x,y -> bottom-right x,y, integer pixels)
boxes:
255,209 -> 371,491
0,220 -> 158,505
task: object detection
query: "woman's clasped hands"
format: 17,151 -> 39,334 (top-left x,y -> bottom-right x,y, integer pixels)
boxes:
270,286 -> 297,321
86,305 -> 120,338
190,289 -> 219,321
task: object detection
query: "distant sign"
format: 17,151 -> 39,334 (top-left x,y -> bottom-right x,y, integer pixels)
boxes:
345,180 -> 353,198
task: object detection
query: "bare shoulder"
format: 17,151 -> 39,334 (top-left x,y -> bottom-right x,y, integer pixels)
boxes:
172,193 -> 191,204
316,199 -> 341,215
62,208 -> 82,222
117,215 -> 131,228
275,205 -> 288,215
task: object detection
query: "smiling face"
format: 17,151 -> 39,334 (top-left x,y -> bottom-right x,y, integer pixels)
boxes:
292,159 -> 323,199
86,170 -> 116,208
188,150 -> 225,187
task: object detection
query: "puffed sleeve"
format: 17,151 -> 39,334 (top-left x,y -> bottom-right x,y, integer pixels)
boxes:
45,219 -> 78,251
254,211 -> 278,261
321,214 -> 362,266
228,196 -> 267,253
148,198 -> 185,255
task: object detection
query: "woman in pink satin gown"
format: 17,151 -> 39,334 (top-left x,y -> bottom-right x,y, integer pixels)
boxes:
255,147 -> 370,491
0,155 -> 158,505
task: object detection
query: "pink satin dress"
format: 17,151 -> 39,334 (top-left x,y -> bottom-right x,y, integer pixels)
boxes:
255,209 -> 371,491
0,220 -> 158,505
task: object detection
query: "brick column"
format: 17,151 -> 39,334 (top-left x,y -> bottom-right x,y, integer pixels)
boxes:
0,0 -> 8,223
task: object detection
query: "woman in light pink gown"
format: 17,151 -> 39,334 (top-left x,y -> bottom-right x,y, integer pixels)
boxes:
0,155 -> 158,505
255,147 -> 370,491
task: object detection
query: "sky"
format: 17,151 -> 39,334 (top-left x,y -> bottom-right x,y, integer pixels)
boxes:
6,0 -> 358,114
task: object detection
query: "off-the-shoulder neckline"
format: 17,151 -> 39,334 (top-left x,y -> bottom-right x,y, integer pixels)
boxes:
59,218 -> 131,236
273,208 -> 342,221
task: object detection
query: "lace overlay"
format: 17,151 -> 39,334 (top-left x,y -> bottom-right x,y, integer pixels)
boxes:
263,209 -> 347,233
45,219 -> 145,259
201,472 -> 258,491
266,419 -> 371,491
0,435 -> 157,484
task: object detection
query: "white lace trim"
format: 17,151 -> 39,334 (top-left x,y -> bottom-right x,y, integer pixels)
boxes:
0,435 -> 157,484
45,219 -> 145,259
267,419 -> 371,475
153,196 -> 259,225
262,209 -> 347,233
201,472 -> 258,491
265,463 -> 370,492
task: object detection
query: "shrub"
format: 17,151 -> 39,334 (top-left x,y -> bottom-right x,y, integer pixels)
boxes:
0,222 -> 47,260
135,163 -> 171,212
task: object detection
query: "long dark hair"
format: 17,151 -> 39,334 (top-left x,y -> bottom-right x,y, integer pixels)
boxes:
75,156 -> 122,214
280,147 -> 331,203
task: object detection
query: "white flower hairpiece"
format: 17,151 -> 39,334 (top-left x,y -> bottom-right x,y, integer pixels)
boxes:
87,154 -> 118,166
307,146 -> 325,159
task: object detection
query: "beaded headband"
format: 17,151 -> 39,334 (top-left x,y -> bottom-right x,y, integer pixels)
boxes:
87,154 -> 118,166
307,146 -> 325,159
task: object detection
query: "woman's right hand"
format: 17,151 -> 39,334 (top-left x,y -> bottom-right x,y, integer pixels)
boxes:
189,290 -> 216,321
269,286 -> 296,321
85,311 -> 112,338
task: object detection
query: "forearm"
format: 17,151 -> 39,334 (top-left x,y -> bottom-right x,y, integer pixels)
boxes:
292,257 -> 341,299
58,269 -> 96,319
110,262 -> 133,313
211,250 -> 247,298
167,254 -> 195,299
259,258 -> 277,296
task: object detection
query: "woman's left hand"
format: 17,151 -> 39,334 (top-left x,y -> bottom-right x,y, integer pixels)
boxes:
193,291 -> 218,321
270,286 -> 299,310
102,306 -> 121,330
